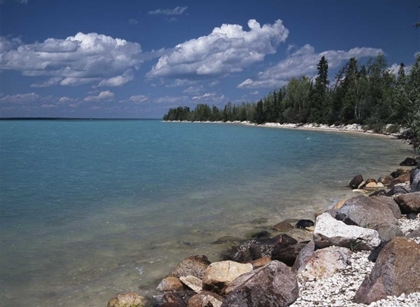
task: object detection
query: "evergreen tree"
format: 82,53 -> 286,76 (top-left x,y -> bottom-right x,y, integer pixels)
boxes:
309,56 -> 330,123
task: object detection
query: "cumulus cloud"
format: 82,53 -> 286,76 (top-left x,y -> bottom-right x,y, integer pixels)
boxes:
388,63 -> 412,75
147,19 -> 289,79
238,44 -> 383,89
84,90 -> 114,102
148,6 -> 188,16
98,70 -> 134,87
31,77 -> 62,88
0,92 -> 40,104
0,32 -> 143,86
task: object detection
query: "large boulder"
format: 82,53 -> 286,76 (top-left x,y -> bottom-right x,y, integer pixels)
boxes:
180,275 -> 203,293
169,255 -> 211,279
202,261 -> 252,294
354,237 -> 420,304
349,174 -> 364,189
107,292 -> 147,307
222,261 -> 299,307
162,290 -> 196,307
369,195 -> 402,219
187,291 -> 223,307
292,241 -> 315,272
386,185 -> 410,196
271,241 -> 309,266
400,157 -> 418,166
313,213 -> 380,250
394,192 -> 420,213
157,277 -> 184,292
298,246 -> 351,281
410,167 -> 420,192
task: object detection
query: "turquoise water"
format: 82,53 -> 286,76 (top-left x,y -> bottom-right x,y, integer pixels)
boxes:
0,120 -> 412,306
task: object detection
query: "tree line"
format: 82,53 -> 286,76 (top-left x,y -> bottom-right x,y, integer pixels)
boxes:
163,54 -> 420,140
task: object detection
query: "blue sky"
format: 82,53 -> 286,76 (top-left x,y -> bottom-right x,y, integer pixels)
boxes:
0,0 -> 419,118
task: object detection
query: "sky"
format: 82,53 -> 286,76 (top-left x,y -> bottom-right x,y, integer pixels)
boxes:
0,0 -> 419,118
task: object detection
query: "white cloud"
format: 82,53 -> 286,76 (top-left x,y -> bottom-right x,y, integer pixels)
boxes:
192,92 -> 215,100
98,70 -> 134,87
165,78 -> 197,87
147,19 -> 289,79
128,19 -> 138,25
153,95 -> 189,104
0,0 -> 28,4
148,6 -> 188,16
238,44 -> 383,89
129,95 -> 148,103
84,90 -> 114,102
31,77 -> 62,88
0,92 -> 40,104
182,85 -> 203,94
388,63 -> 412,75
0,32 -> 143,86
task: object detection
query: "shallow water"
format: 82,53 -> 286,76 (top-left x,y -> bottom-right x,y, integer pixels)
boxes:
0,120 -> 413,306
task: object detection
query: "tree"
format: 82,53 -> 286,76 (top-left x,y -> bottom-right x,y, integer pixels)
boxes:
253,100 -> 265,124
309,56 -> 330,123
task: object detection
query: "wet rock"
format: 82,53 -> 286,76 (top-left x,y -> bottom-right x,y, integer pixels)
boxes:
299,246 -> 351,281
378,175 -> 393,186
313,213 -> 380,250
271,241 -> 308,266
400,157 -> 418,166
369,195 -> 402,219
222,261 -> 299,307
157,277 -> 184,292
107,292 -> 147,307
162,290 -> 195,307
187,291 -> 223,307
386,185 -> 409,196
296,219 -> 314,229
394,192 -> 420,213
354,237 -> 420,304
180,275 -> 203,293
391,169 -> 406,178
272,221 -> 293,231
292,241 -> 315,272
349,174 -> 363,189
251,231 -> 271,242
211,236 -> 244,245
169,255 -> 211,279
202,261 -> 253,294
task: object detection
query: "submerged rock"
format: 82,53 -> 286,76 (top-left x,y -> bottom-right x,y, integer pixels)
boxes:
349,174 -> 363,189
107,292 -> 147,307
400,157 -> 418,166
295,219 -> 314,229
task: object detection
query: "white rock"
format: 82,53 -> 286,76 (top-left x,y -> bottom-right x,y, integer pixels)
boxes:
313,213 -> 381,250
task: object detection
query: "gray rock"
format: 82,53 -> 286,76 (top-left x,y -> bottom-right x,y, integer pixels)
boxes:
369,195 -> 402,219
187,291 -> 223,307
354,237 -> 420,304
169,255 -> 211,279
162,290 -> 195,307
292,240 -> 315,272
313,213 -> 380,250
411,167 -> 420,192
394,192 -> 420,213
349,174 -> 363,189
222,261 -> 299,307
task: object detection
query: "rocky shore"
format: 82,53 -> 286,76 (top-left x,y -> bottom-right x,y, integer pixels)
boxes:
107,156 -> 420,307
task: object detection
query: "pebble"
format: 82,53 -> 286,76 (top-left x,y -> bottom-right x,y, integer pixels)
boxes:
290,216 -> 420,307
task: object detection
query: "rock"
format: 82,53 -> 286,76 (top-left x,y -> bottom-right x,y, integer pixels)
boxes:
292,241 -> 315,272
157,277 -> 184,292
107,292 -> 147,307
407,212 -> 418,219
299,246 -> 351,280
386,185 -> 409,196
364,182 -> 377,189
187,291 -> 223,307
366,178 -> 377,184
162,290 -> 195,307
369,190 -> 387,197
272,221 -> 293,231
368,241 -> 389,262
211,236 -> 244,245
407,228 -> 420,238
394,192 -> 420,213
371,223 -> 403,242
397,172 -> 411,183
354,237 -> 420,304
378,175 -> 393,186
369,195 -> 402,219
349,174 -> 364,189
411,167 -> 420,192
202,261 -> 253,294
400,157 -> 418,166
169,255 -> 211,279
271,241 -> 308,266
313,213 -> 380,250
250,257 -> 271,268
222,261 -> 299,307
251,231 -> 271,242
332,199 -> 347,210
180,275 -> 203,293
296,219 -> 314,229
391,169 -> 407,178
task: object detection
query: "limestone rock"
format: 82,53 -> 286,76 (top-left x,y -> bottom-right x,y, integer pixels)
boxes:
354,237 -> 420,304
394,192 -> 420,213
180,275 -> 203,293
202,261 -> 253,294
349,174 -> 363,189
157,277 -> 184,292
107,292 -> 146,307
169,255 -> 211,279
187,291 -> 223,307
299,246 -> 351,281
222,261 -> 299,307
313,213 -> 380,250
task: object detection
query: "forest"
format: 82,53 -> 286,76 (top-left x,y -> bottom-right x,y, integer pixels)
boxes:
163,54 -> 420,145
